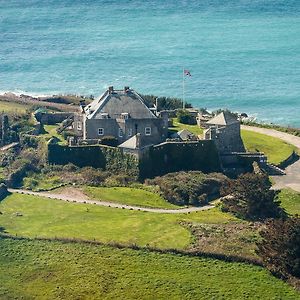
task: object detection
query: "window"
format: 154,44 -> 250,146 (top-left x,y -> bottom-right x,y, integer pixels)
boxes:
128,128 -> 133,137
145,127 -> 151,136
98,128 -> 104,136
119,128 -> 123,137
77,122 -> 82,130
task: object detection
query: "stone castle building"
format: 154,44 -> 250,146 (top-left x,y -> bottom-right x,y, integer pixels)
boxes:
203,111 -> 245,154
74,86 -> 168,148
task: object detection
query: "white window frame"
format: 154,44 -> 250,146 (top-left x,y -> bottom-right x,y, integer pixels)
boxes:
119,128 -> 123,137
145,127 -> 151,136
98,128 -> 104,136
128,128 -> 133,137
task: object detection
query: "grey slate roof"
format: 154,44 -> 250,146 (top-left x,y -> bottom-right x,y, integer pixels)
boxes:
171,129 -> 197,141
206,111 -> 239,126
85,88 -> 156,119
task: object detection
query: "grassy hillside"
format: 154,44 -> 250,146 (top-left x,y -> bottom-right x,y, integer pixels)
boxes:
84,186 -> 178,209
1,237 -> 299,300
278,189 -> 300,216
0,193 -> 235,249
170,118 -> 203,136
241,130 -> 297,165
0,100 -> 30,113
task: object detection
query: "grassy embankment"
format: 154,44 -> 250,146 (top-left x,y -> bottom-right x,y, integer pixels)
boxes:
278,189 -> 300,216
241,130 -> 297,165
1,237 -> 299,300
84,186 -> 178,209
0,100 -> 30,114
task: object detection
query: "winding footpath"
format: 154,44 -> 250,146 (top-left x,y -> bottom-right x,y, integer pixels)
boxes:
242,125 -> 300,192
8,188 -> 214,214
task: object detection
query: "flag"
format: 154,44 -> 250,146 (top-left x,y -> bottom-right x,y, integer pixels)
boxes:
184,69 -> 192,76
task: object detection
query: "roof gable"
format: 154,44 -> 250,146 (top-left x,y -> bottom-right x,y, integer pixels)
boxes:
85,88 -> 156,119
206,111 -> 239,126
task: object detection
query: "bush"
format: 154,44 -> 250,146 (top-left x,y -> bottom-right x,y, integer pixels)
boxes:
257,217 -> 300,279
176,109 -> 197,125
220,173 -> 285,220
146,171 -> 226,206
80,167 -> 110,186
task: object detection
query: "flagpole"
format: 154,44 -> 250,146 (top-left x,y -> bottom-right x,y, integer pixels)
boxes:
182,67 -> 185,110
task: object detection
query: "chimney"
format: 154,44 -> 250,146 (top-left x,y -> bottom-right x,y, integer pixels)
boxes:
108,86 -> 114,94
124,86 -> 130,93
136,133 -> 141,149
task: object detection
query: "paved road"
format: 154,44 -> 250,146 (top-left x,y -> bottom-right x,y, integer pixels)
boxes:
242,125 -> 300,192
8,188 -> 214,214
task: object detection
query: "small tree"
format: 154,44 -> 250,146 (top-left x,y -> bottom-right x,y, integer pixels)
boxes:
257,217 -> 300,279
221,173 -> 285,220
176,110 -> 197,125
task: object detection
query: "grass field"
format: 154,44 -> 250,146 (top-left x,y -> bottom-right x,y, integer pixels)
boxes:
170,118 -> 203,136
0,193 -> 236,249
0,100 -> 30,114
1,237 -> 299,300
84,186 -> 178,209
278,189 -> 300,216
241,130 -> 297,165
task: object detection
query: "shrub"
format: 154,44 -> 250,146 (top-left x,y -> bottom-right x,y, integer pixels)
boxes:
257,217 -> 300,279
80,167 -> 110,186
220,173 -> 285,220
176,109 -> 197,125
146,171 -> 226,206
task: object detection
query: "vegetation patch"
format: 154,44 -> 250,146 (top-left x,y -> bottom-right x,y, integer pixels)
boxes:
221,173 -> 285,221
146,171 -> 227,206
84,186 -> 178,209
241,129 -> 297,165
184,221 -> 262,262
278,189 -> 300,216
257,217 -> 300,287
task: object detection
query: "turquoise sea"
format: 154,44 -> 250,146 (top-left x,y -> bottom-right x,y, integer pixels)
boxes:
0,0 -> 299,126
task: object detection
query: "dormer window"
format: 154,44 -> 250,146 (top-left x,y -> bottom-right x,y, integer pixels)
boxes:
121,113 -> 129,120
101,113 -> 109,119
119,128 -> 123,137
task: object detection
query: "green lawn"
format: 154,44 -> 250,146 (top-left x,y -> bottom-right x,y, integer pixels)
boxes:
42,124 -> 67,145
0,193 -> 236,249
278,189 -> 300,216
1,237 -> 299,300
170,118 -> 203,136
0,100 -> 29,114
84,186 -> 178,209
241,130 -> 297,165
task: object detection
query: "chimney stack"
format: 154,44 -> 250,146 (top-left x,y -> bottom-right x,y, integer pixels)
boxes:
108,86 -> 114,94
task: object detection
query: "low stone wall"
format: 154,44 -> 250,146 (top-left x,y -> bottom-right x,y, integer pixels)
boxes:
40,112 -> 74,125
139,140 -> 221,179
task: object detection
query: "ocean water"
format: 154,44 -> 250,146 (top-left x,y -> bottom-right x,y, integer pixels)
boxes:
0,0 -> 299,126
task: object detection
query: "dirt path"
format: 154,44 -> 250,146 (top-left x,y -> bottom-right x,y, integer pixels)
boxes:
242,125 -> 300,192
8,188 -> 214,214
